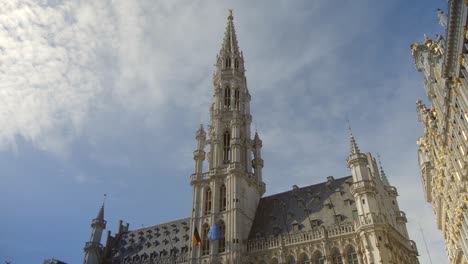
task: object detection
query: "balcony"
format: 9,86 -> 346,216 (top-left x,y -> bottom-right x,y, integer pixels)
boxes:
384,185 -> 399,196
409,240 -> 419,254
350,180 -> 376,195
396,211 -> 408,222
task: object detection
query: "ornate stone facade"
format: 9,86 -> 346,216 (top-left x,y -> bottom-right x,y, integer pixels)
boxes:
411,2 -> 468,264
82,11 -> 419,264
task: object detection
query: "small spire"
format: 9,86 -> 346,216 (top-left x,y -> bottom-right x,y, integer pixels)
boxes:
377,154 -> 390,186
348,125 -> 360,155
96,194 -> 106,220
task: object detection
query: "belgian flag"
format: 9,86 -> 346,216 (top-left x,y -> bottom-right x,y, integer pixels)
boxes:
193,227 -> 201,247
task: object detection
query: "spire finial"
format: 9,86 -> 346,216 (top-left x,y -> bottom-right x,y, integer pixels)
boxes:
228,9 -> 233,20
376,154 -> 390,186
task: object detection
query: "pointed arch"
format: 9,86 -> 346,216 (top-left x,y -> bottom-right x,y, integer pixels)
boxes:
312,250 -> 324,264
331,248 -> 343,264
224,86 -> 231,109
223,131 -> 231,163
218,220 -> 226,253
345,245 -> 359,264
286,255 -> 296,264
298,252 -> 310,264
234,58 -> 239,69
225,57 -> 231,68
204,187 -> 212,215
201,223 -> 210,255
220,184 -> 227,212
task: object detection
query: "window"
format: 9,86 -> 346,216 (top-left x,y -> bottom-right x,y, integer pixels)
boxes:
346,246 -> 359,264
224,87 -> 231,109
225,58 -> 231,68
332,248 -> 343,264
234,89 -> 240,110
220,185 -> 227,211
223,131 -> 231,163
362,199 -> 365,205
202,224 -> 210,255
234,59 -> 239,69
218,221 -> 226,253
204,188 -> 212,215
312,251 -> 324,264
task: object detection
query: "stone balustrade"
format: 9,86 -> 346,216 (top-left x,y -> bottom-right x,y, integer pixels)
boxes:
246,224 -> 356,253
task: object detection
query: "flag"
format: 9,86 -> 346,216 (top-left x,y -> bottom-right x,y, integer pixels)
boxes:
193,227 -> 201,247
207,223 -> 222,241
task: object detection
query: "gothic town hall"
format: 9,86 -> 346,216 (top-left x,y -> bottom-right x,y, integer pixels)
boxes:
82,11 -> 420,264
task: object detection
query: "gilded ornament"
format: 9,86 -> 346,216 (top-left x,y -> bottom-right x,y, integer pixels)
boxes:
460,54 -> 466,66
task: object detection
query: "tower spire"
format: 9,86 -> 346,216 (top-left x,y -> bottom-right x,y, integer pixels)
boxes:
220,9 -> 240,55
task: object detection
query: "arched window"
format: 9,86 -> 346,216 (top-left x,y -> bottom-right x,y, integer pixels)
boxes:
286,255 -> 296,264
218,220 -> 226,253
298,253 -> 310,264
225,58 -> 231,68
223,131 -> 231,163
224,87 -> 231,109
270,258 -> 279,264
204,188 -> 212,215
234,59 -> 239,69
220,184 -> 227,211
234,89 -> 240,110
331,248 -> 343,264
201,224 -> 210,255
346,246 -> 359,264
312,251 -> 324,264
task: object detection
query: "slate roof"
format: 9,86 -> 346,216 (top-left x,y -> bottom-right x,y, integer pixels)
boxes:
248,176 -> 357,239
113,218 -> 191,263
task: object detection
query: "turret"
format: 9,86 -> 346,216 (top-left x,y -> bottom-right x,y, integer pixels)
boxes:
252,131 -> 264,182
83,203 -> 106,264
193,124 -> 206,175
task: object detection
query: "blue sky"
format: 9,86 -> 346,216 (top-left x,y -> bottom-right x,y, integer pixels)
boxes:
0,0 -> 448,263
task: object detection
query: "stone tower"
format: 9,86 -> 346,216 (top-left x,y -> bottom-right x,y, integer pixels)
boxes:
190,10 -> 266,264
83,204 -> 106,264
347,132 -> 414,263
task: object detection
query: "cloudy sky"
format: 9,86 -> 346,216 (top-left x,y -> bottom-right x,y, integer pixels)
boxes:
0,0 -> 448,263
